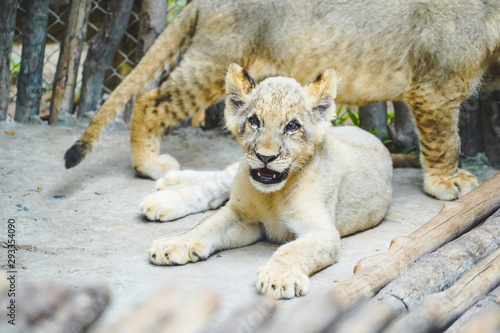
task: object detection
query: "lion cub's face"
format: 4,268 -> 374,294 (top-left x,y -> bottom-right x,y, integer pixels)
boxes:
225,64 -> 338,193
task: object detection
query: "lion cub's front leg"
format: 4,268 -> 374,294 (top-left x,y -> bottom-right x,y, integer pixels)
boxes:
257,223 -> 341,299
149,206 -> 263,265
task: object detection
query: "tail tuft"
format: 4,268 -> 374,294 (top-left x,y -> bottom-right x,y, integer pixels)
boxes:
65,141 -> 90,169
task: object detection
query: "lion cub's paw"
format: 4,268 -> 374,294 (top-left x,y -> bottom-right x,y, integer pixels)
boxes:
256,264 -> 310,299
140,190 -> 190,222
149,238 -> 209,265
424,169 -> 479,201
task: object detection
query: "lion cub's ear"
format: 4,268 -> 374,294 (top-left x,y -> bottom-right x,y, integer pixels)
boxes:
225,63 -> 256,134
304,68 -> 338,122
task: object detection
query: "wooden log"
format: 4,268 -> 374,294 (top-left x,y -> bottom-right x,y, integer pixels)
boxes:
14,0 -> 50,123
6,283 -> 110,332
393,101 -> 419,151
385,247 -> 500,333
206,297 -> 276,333
49,0 -> 92,124
359,102 -> 388,140
329,172 -> 500,309
259,293 -> 344,333
445,285 -> 500,333
0,0 -> 17,121
333,208 -> 500,333
77,0 -> 134,117
456,309 -> 500,333
99,287 -> 219,333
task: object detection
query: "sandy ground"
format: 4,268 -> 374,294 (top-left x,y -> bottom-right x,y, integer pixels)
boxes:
0,120 -> 498,331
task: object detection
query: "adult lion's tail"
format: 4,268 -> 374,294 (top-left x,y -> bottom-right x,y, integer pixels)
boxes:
64,3 -> 199,169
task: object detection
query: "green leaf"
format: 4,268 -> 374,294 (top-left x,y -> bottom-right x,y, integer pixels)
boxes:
346,108 -> 359,126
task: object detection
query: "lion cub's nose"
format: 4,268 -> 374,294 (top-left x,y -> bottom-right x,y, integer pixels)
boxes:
256,153 -> 278,164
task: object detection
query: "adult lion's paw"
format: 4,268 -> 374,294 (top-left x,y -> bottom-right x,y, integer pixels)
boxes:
149,238 -> 209,265
424,169 -> 479,201
140,190 -> 191,221
256,264 -> 310,299
135,154 -> 181,180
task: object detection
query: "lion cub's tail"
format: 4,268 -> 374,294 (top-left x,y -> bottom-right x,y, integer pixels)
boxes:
392,154 -> 420,168
64,3 -> 199,169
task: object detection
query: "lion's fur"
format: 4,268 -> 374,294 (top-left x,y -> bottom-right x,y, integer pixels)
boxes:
65,0 -> 500,200
146,66 -> 393,299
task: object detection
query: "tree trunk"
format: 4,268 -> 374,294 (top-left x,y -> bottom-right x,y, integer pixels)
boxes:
0,0 -> 17,121
359,102 -> 387,140
14,0 -> 50,123
393,101 -> 419,150
77,0 -> 134,117
49,0 -> 91,125
333,208 -> 500,333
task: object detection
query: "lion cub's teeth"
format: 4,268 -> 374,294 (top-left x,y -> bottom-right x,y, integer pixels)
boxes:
272,174 -> 276,179
257,171 -> 262,177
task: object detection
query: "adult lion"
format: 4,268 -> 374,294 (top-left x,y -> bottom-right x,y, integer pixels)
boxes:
65,0 -> 500,200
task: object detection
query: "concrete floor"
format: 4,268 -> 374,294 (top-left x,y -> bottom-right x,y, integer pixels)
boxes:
0,120 -> 498,330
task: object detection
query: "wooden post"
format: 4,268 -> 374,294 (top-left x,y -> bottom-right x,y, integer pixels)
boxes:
0,0 -> 17,121
480,91 -> 500,167
14,0 -> 50,123
204,101 -> 226,131
359,102 -> 388,140
137,0 -> 167,62
393,102 -> 419,150
459,94 -> 483,158
49,0 -> 92,125
77,0 -> 134,117
122,0 -> 167,124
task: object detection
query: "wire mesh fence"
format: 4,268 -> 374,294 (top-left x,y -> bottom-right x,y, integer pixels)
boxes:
9,0 -> 186,118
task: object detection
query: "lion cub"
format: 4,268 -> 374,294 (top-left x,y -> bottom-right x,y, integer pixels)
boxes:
147,64 -> 393,299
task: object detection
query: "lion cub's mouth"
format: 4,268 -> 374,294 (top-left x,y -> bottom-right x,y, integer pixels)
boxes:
250,167 -> 288,185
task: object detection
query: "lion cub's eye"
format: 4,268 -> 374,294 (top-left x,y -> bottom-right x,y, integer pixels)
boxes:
248,115 -> 261,129
284,119 -> 301,133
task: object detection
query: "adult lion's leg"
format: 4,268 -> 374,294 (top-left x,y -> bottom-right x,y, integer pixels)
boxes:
131,88 -> 179,179
130,61 -> 227,179
407,82 -> 479,200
